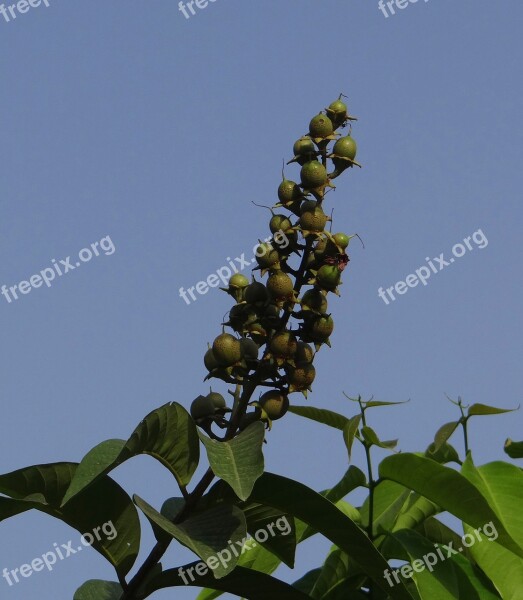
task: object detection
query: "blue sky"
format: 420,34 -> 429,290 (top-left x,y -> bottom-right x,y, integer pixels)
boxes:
1,1 -> 522,598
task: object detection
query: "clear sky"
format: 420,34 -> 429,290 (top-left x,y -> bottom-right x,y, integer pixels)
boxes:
1,1 -> 522,598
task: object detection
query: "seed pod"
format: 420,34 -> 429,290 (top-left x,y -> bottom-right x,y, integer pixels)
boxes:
255,242 -> 280,270
301,288 -> 328,314
329,135 -> 360,178
270,331 -> 298,358
244,281 -> 270,305
267,270 -> 294,301
299,202 -> 328,233
300,161 -> 328,190
285,363 -> 316,392
204,347 -> 220,372
259,390 -> 290,421
278,178 -> 303,204
221,273 -> 249,303
207,391 -> 227,411
309,113 -> 334,141
316,264 -> 342,292
295,341 -> 315,364
289,136 -> 317,165
326,95 -> 357,128
308,314 -> 334,343
191,394 -> 216,421
332,232 -> 350,251
269,214 -> 293,234
212,333 -> 242,366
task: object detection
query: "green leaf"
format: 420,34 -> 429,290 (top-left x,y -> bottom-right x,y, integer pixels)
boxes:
343,415 -> 361,461
392,494 -> 440,533
0,462 -> 140,577
62,403 -> 199,505
195,468 -> 367,600
198,422 -> 265,501
464,522 -> 523,600
504,438 -> 523,459
288,405 -> 349,430
361,426 -> 398,450
144,562 -> 315,600
324,466 -> 367,503
425,442 -> 461,465
73,580 -> 123,600
360,480 -> 410,536
416,517 -> 469,554
379,453 -> 523,558
310,547 -> 353,599
248,472 -> 414,600
135,496 -> 247,579
433,421 -> 460,453
389,528 -> 500,600
467,403 -> 519,417
241,503 -> 296,568
461,458 -> 523,548
364,399 -> 410,409
292,568 -> 322,594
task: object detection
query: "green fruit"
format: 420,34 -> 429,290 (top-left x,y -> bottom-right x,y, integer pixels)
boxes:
296,341 -> 314,364
332,136 -> 357,161
301,288 -> 328,313
207,391 -> 227,411
278,179 -> 302,204
267,270 -> 294,300
212,333 -> 242,366
270,331 -> 298,358
291,136 -> 316,165
228,273 -> 249,289
293,136 -> 315,156
309,315 -> 334,343
301,161 -> 328,189
270,214 -> 293,234
309,113 -> 334,139
299,202 -> 328,233
332,232 -> 350,250
204,347 -> 220,371
244,281 -> 270,304
259,390 -> 290,421
191,395 -> 216,420
316,264 -> 341,291
255,243 -> 280,269
326,98 -> 349,126
285,363 -> 316,390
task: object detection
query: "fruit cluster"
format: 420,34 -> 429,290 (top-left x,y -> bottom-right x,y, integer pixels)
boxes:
191,95 -> 360,434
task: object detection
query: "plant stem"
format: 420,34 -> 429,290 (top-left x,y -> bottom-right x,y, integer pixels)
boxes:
359,397 -> 375,600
